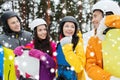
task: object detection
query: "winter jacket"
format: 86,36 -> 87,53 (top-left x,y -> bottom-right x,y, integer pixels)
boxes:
85,36 -> 111,80
85,15 -> 120,80
0,47 -> 16,80
0,30 -> 32,80
0,30 -> 32,50
57,32 -> 86,80
26,41 -> 56,80
3,47 -> 16,80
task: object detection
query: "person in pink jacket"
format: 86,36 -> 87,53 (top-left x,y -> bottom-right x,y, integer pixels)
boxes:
14,18 -> 57,80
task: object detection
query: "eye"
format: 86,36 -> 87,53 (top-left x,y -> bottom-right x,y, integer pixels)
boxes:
71,25 -> 75,28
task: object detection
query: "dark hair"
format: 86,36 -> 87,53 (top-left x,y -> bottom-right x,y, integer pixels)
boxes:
93,9 -> 104,17
0,11 -> 21,33
34,26 -> 52,56
59,22 -> 79,50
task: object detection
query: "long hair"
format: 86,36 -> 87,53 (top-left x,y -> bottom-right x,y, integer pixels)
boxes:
34,27 -> 52,56
59,22 -> 79,50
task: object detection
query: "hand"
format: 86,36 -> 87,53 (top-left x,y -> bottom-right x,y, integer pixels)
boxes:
29,49 -> 44,59
14,46 -> 24,56
110,76 -> 120,80
96,18 -> 107,40
60,36 -> 72,46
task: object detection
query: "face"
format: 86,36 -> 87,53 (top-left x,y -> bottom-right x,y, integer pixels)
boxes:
37,24 -> 47,40
63,22 -> 75,37
7,17 -> 21,32
92,10 -> 103,29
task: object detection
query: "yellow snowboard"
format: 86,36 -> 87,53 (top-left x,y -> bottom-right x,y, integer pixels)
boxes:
102,29 -> 120,78
3,47 -> 16,80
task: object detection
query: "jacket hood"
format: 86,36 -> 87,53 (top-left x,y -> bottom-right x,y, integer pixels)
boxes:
0,11 -> 21,33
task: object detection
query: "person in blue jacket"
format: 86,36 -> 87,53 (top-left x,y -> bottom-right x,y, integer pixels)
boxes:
56,16 -> 86,80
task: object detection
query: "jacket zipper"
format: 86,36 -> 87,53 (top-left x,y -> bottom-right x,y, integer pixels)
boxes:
8,65 -> 11,80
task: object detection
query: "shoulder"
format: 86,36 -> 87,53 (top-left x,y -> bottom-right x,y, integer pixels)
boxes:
22,30 -> 32,35
0,34 -> 7,39
50,41 -> 57,48
21,30 -> 32,38
50,41 -> 57,52
83,29 -> 94,38
88,36 -> 100,44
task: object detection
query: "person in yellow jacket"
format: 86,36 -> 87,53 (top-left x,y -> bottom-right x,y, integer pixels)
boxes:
85,0 -> 120,80
56,16 -> 86,80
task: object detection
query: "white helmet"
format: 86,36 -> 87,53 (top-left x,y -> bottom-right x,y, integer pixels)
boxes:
29,18 -> 47,30
92,0 -> 120,15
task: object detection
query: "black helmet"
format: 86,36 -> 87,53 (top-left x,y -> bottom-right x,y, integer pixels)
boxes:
0,11 -> 21,33
59,16 -> 79,37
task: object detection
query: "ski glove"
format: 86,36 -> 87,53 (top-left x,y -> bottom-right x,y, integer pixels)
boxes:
60,36 -> 72,46
14,46 -> 25,56
29,49 -> 45,59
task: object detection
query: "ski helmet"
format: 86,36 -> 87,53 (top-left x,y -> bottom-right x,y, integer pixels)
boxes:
59,16 -> 79,37
29,18 -> 47,30
92,0 -> 120,15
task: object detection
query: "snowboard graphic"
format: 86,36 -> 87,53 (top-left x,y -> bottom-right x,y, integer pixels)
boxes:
15,50 -> 39,79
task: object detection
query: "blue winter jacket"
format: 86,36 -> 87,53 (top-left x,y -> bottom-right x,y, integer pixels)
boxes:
57,44 -> 77,80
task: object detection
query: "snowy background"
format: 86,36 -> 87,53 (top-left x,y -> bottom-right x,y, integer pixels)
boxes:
1,0 -> 120,80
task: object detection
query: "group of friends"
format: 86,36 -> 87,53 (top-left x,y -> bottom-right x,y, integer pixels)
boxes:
0,0 -> 120,80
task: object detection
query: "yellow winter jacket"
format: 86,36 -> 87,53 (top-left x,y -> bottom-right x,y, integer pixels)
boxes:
3,47 -> 16,80
62,31 -> 86,80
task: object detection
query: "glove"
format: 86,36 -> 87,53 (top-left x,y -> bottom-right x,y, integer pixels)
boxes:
110,76 -> 120,80
60,36 -> 72,46
29,49 -> 44,59
14,46 -> 24,56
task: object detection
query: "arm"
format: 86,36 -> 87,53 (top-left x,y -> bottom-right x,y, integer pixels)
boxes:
105,15 -> 120,28
29,49 -> 56,68
62,37 -> 86,73
14,46 -> 25,56
85,36 -> 111,80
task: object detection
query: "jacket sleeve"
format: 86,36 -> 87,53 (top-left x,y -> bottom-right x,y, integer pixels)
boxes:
85,36 -> 111,80
29,48 -> 56,69
62,35 -> 86,73
43,42 -> 56,69
105,15 -> 120,28
42,52 -> 56,68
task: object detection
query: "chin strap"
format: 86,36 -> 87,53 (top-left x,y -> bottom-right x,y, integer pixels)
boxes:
103,27 -> 115,35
